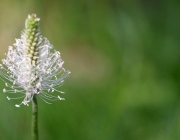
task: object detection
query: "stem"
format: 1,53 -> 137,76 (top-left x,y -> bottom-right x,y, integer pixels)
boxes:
32,95 -> 38,140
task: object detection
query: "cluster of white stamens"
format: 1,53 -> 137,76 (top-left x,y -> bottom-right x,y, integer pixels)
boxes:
0,14 -> 70,107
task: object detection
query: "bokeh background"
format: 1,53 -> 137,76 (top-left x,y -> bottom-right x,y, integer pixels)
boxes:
0,0 -> 180,140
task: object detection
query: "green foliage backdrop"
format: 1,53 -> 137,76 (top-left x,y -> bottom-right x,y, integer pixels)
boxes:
0,0 -> 180,140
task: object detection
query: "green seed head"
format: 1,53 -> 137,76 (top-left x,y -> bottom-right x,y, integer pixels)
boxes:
23,14 -> 41,65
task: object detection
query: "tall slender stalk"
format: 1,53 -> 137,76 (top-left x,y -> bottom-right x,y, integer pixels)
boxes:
32,95 -> 38,140
0,13 -> 70,139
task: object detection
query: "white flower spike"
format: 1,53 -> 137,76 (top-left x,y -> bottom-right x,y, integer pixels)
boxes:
0,14 -> 70,107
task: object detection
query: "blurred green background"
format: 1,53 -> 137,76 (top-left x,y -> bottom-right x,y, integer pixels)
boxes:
0,0 -> 180,140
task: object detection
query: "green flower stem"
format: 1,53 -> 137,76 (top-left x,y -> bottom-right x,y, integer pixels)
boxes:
32,95 -> 38,140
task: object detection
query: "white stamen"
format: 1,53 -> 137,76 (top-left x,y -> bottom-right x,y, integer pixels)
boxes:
15,104 -> 20,107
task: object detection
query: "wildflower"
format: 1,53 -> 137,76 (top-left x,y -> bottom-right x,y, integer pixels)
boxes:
0,14 -> 70,107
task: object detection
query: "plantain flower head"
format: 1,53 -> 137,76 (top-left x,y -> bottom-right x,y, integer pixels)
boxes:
0,14 -> 70,107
